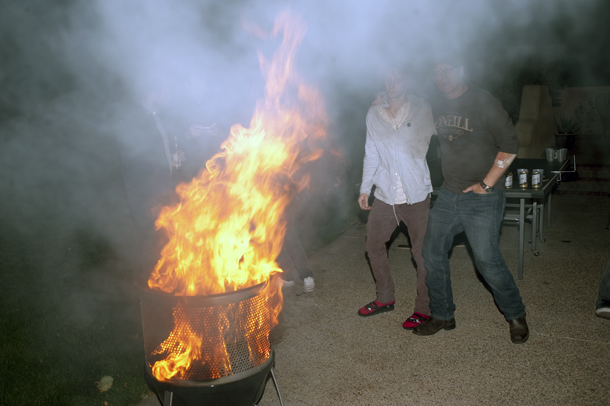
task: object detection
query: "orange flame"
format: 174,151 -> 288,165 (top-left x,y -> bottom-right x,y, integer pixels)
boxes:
146,11 -> 328,381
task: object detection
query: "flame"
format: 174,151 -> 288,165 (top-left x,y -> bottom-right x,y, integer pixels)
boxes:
146,11 -> 328,381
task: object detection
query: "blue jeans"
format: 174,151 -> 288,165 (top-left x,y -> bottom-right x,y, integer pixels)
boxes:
597,256 -> 610,308
423,188 -> 526,321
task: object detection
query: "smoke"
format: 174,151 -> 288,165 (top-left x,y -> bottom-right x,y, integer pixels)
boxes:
1,0 -> 609,319
1,2 -> 609,398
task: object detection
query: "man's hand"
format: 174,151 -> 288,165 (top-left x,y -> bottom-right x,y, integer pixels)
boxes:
372,91 -> 387,107
463,183 -> 486,194
464,151 -> 515,194
187,123 -> 219,139
358,193 -> 372,210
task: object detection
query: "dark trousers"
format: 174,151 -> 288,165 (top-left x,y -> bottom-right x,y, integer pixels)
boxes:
277,224 -> 313,281
123,192 -> 168,286
365,196 -> 430,314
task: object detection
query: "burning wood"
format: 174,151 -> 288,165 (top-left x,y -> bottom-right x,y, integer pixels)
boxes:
144,11 -> 328,382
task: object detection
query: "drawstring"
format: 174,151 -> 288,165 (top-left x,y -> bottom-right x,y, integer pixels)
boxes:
392,204 -> 400,226
393,185 -> 410,226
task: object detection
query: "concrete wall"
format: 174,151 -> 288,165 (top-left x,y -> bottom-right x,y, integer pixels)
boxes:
515,85 -> 556,158
514,85 -> 610,158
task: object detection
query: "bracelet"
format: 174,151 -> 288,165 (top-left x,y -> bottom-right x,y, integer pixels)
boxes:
479,181 -> 493,193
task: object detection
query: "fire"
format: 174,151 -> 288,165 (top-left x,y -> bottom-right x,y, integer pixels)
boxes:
146,11 -> 328,381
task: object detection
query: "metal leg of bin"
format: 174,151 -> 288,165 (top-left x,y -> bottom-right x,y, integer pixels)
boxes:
163,391 -> 173,406
269,368 -> 285,406
518,199 -> 524,280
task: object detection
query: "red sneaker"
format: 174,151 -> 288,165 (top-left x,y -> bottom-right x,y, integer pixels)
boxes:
402,312 -> 430,329
358,300 -> 395,317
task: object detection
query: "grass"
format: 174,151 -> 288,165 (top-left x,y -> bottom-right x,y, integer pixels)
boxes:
0,186 -> 355,406
0,225 -> 153,406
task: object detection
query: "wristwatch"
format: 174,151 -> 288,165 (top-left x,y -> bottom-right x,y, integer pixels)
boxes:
479,181 -> 493,193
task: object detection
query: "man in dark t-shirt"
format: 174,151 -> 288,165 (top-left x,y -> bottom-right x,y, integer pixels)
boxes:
413,56 -> 529,344
166,73 -> 222,183
115,82 -> 177,283
434,89 -> 520,194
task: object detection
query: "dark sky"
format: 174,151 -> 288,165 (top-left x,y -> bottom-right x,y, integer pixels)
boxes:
1,0 -> 609,118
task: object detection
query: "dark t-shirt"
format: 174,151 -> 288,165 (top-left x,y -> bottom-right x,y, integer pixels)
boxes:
432,85 -> 520,194
115,102 -> 174,235
116,103 -> 173,211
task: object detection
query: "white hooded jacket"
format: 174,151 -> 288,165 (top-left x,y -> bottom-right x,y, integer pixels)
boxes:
360,94 -> 436,205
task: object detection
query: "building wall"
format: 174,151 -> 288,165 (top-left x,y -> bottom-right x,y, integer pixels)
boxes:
515,85 -> 556,158
555,86 -> 610,137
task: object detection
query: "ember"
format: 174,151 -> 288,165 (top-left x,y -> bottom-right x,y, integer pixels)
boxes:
141,9 -> 327,388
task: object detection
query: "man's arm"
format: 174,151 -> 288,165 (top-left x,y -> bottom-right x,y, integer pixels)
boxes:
358,193 -> 371,210
463,152 -> 516,193
465,92 -> 519,194
372,91 -> 388,107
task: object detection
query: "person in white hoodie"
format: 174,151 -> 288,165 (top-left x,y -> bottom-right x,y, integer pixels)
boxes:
357,67 -> 437,330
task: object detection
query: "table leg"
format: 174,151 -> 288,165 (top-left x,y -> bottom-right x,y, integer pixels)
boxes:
539,203 -> 546,242
518,198 -> 524,280
547,193 -> 552,229
531,201 -> 539,256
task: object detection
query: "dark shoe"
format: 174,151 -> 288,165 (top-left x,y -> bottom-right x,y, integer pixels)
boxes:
509,315 -> 529,344
402,312 -> 430,330
357,300 -> 395,317
412,317 -> 456,336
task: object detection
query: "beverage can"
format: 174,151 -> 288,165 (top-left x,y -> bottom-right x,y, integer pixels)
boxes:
518,169 -> 528,188
505,172 -> 513,188
531,170 -> 541,188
